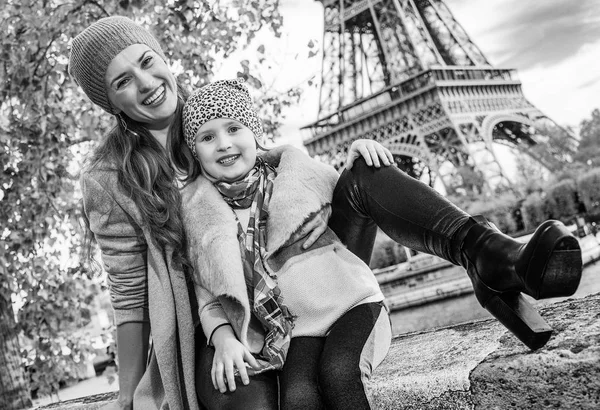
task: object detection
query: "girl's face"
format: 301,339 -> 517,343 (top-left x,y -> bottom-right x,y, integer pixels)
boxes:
194,118 -> 257,183
105,44 -> 178,130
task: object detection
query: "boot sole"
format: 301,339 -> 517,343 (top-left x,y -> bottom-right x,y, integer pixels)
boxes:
527,221 -> 583,299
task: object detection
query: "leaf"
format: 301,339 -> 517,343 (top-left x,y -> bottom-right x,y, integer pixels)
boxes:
246,74 -> 262,90
0,1 -> 291,399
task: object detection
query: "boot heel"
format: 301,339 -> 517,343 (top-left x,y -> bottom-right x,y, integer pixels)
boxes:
484,292 -> 552,350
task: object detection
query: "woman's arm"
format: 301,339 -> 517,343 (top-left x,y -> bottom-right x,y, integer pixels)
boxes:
284,205 -> 332,249
286,140 -> 393,248
115,322 -> 150,408
98,322 -> 149,410
82,171 -> 151,408
345,139 -> 394,169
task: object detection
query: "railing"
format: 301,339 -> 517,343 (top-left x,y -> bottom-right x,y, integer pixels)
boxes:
301,67 -> 520,142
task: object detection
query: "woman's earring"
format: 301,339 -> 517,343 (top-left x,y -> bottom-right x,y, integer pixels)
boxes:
118,114 -> 139,137
118,114 -> 128,131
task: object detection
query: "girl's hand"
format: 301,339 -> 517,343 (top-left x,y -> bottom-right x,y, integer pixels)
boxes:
211,326 -> 259,393
346,139 -> 394,170
284,205 -> 332,249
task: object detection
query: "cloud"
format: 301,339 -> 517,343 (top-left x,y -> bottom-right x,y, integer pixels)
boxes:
516,38 -> 600,126
577,75 -> 600,91
444,0 -> 600,126
447,0 -> 600,69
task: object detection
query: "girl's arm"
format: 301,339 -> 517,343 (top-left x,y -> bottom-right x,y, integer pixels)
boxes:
288,139 -> 393,248
210,324 -> 259,393
194,285 -> 260,393
194,285 -> 261,394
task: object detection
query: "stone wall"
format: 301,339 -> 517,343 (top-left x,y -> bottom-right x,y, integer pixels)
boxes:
37,293 -> 600,410
368,293 -> 600,409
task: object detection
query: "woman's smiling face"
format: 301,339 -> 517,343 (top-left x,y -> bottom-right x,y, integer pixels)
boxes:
105,44 -> 178,130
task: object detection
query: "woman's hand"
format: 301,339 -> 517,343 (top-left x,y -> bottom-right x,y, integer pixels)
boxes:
284,205 -> 332,250
211,325 -> 259,393
346,139 -> 394,170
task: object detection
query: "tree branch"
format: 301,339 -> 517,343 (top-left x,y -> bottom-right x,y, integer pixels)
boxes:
82,0 -> 110,18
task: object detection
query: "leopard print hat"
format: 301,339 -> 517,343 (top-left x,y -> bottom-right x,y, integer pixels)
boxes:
183,79 -> 264,157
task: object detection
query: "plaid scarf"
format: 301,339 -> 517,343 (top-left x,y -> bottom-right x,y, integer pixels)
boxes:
213,158 -> 294,373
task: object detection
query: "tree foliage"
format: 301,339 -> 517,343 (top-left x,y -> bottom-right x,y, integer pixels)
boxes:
577,168 -> 600,219
532,120 -> 578,164
545,179 -> 578,221
369,230 -> 408,270
1,0 -> 291,401
574,108 -> 600,167
464,192 -> 519,234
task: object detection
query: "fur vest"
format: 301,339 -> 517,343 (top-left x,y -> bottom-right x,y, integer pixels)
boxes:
181,145 -> 383,350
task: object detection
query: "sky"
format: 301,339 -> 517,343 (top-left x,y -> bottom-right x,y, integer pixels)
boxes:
214,0 -> 600,149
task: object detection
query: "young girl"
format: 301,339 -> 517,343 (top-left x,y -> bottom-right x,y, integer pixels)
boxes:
181,79 -> 391,410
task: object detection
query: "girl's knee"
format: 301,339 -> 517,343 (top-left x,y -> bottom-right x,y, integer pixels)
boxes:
319,359 -> 363,393
281,379 -> 323,410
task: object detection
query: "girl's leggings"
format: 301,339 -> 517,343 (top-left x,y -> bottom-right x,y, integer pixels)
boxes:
195,302 -> 391,410
280,301 -> 391,410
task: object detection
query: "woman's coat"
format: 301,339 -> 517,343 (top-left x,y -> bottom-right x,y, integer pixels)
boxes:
81,165 -> 198,410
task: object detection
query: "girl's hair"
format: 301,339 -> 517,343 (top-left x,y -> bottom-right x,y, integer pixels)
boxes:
82,81 -> 200,271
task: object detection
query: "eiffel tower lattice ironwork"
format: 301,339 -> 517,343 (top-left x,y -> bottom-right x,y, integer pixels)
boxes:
301,0 -> 577,194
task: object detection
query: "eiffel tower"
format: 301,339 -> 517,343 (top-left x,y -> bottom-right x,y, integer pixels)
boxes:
302,0 -> 577,194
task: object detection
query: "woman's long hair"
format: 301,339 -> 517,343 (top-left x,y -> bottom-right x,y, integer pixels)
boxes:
82,82 -> 200,272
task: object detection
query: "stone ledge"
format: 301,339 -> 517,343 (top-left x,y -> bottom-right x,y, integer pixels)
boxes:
368,292 -> 600,409
35,392 -> 117,410
37,293 -> 600,410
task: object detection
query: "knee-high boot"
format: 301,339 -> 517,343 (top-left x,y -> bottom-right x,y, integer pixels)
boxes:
454,216 -> 582,349
329,159 -> 583,350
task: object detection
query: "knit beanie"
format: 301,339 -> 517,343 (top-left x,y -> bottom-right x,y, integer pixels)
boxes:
69,16 -> 167,114
183,79 -> 264,156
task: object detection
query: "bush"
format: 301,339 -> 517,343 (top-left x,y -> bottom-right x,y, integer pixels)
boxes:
521,192 -> 551,231
369,230 -> 408,269
463,194 -> 519,234
577,168 -> 600,218
545,179 -> 578,221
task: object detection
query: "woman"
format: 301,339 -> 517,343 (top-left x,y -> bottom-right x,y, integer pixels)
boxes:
70,15 -> 582,410
69,15 -> 384,410
71,16 -> 199,410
